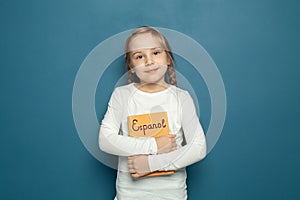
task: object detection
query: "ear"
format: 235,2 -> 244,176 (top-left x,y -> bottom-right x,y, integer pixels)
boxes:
166,54 -> 172,66
130,67 -> 135,73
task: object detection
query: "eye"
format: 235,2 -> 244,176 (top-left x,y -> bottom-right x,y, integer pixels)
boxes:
153,51 -> 161,56
135,55 -> 143,60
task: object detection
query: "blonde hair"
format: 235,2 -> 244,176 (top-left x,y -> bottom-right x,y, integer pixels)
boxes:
125,26 -> 177,86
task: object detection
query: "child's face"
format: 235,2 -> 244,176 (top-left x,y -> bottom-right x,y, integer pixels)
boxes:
128,33 -> 170,85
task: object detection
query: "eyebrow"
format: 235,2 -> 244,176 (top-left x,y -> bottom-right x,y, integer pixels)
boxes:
132,51 -> 142,56
131,47 -> 163,56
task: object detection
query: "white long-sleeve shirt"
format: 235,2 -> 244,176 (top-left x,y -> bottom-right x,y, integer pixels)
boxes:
99,83 -> 206,200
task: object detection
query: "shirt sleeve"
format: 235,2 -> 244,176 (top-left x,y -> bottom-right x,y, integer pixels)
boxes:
99,88 -> 158,156
148,91 -> 206,171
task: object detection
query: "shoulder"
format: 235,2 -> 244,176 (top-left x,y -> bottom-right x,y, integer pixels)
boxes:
112,83 -> 135,96
169,85 -> 192,102
110,83 -> 138,104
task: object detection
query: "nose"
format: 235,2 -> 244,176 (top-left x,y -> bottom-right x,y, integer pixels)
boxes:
145,54 -> 154,66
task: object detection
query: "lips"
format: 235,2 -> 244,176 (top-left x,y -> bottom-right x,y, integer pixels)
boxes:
145,67 -> 159,73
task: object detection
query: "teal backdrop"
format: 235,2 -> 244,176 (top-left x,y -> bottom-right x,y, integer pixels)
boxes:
1,0 -> 299,199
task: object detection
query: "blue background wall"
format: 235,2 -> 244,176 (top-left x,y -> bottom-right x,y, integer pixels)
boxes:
1,0 -> 299,199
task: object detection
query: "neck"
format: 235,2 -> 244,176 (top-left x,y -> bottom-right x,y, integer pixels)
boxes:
135,83 -> 169,93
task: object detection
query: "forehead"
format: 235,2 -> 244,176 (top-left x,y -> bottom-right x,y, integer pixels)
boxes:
128,33 -> 163,52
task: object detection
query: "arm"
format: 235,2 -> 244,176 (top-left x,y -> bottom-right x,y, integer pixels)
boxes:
148,92 -> 206,171
99,88 -> 157,156
128,92 -> 206,177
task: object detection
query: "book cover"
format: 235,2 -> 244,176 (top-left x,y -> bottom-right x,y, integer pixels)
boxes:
127,111 -> 175,177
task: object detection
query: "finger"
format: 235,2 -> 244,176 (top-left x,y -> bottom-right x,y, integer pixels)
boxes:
168,134 -> 176,138
127,162 -> 134,169
128,156 -> 135,160
128,159 -> 133,165
132,173 -> 144,179
131,173 -> 139,178
129,168 -> 136,173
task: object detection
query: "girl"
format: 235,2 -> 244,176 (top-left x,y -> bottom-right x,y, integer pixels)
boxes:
99,26 -> 206,200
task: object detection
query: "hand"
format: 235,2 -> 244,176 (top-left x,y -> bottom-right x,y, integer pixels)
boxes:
128,155 -> 151,178
155,135 -> 177,154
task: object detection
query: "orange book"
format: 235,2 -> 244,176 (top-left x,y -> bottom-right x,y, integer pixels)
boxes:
127,111 -> 175,177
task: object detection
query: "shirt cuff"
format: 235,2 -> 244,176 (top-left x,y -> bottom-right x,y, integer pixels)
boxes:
148,154 -> 157,172
149,137 -> 158,155
148,154 -> 169,172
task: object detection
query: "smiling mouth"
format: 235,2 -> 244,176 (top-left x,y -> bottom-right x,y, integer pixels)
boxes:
145,68 -> 159,73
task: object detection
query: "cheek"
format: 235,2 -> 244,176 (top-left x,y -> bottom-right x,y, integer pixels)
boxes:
133,66 -> 146,73
161,65 -> 168,74
131,60 -> 145,68
157,56 -> 170,65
